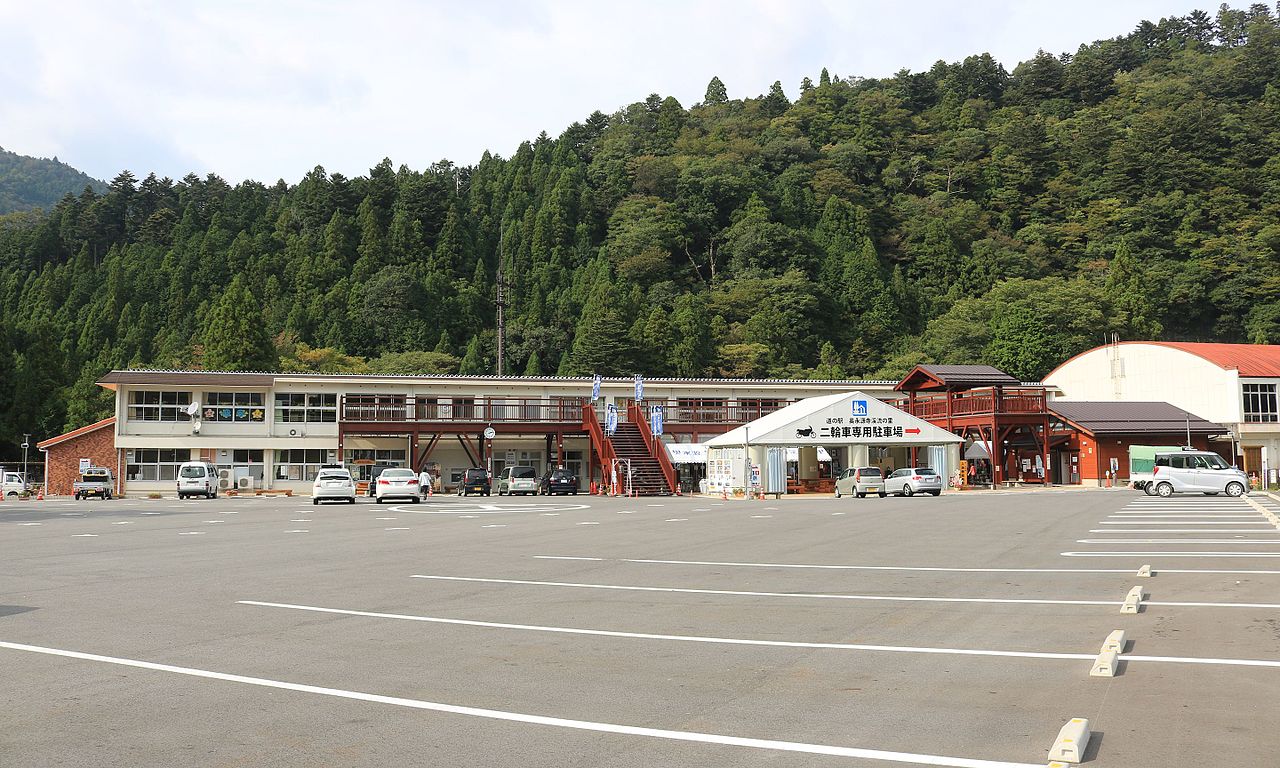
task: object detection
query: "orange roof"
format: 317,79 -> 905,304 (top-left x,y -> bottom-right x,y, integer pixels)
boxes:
36,417 -> 115,450
1141,342 -> 1280,377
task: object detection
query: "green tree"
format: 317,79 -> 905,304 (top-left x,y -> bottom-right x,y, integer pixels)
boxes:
703,76 -> 728,105
202,276 -> 277,371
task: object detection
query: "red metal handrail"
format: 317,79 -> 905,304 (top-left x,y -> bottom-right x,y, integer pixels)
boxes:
628,402 -> 678,494
899,388 -> 1047,419
582,403 -> 615,478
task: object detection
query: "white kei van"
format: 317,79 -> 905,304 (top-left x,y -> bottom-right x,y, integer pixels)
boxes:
176,461 -> 220,499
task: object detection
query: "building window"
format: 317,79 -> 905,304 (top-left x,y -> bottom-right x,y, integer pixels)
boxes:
274,449 -> 329,482
1243,384 -> 1278,423
343,449 -> 407,481
126,448 -> 191,481
215,449 -> 265,486
274,393 -> 337,423
202,392 -> 265,423
128,391 -> 192,422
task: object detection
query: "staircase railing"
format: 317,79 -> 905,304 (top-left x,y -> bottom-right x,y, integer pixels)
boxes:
582,404 -> 616,486
628,402 -> 678,494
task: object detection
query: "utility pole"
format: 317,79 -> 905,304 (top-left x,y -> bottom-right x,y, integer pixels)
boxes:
495,243 -> 506,377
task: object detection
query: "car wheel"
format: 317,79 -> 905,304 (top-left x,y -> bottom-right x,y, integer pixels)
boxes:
348,497 -> 356,504
1143,482 -> 1158,496
878,492 -> 886,498
904,485 -> 914,497
931,490 -> 941,496
313,498 -> 319,505
376,497 -> 383,504
834,488 -> 841,498
106,492 -> 112,500
1225,482 -> 1245,497
856,492 -> 865,498
411,496 -> 421,503
1156,482 -> 1174,497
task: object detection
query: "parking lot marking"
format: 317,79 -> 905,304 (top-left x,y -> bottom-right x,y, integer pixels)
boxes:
283,529 -> 309,533
1099,521 -> 1261,524
111,521 -> 133,525
177,531 -> 206,536
238,599 -> 1280,670
375,517 -> 397,520
16,522 -> 42,526
561,557 -> 1139,575
1078,538 -> 1280,544
665,518 -> 688,522
577,522 -> 599,526
0,639 -> 1045,768
750,515 -> 773,518
1062,551 -> 1280,558
481,524 -> 507,528
385,527 -> 410,531
1090,524 -> 1280,529
290,519 -> 312,522
70,533 -> 97,537
201,520 -> 225,524
411,575 -> 1124,607
537,556 -> 605,561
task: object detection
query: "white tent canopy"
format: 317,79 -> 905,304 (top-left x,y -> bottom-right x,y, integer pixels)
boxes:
705,391 -> 963,448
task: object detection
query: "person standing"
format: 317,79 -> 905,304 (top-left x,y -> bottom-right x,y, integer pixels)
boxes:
418,467 -> 433,497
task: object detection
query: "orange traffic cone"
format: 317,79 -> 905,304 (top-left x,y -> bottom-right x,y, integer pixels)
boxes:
720,486 -> 728,500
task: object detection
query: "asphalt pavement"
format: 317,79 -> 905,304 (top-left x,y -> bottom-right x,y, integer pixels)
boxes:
3,488 -> 1279,767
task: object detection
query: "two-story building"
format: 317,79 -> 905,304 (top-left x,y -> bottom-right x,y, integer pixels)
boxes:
1044,342 -> 1280,482
85,370 -> 901,496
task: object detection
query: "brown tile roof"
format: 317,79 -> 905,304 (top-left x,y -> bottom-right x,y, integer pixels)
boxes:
36,417 -> 115,449
1049,401 -> 1226,435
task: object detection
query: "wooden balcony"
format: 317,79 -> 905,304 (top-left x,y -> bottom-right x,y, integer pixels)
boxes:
341,395 -> 588,431
900,387 -> 1047,420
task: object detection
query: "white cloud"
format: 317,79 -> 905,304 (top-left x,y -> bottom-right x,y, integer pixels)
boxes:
0,0 -> 1193,182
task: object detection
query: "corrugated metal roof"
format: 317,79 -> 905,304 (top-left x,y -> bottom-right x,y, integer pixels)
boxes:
1050,401 -> 1226,435
919,365 -> 1021,385
1142,342 -> 1280,377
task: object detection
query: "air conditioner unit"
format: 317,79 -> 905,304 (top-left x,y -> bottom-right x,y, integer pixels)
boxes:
287,428 -> 306,438
218,469 -> 233,482
218,478 -> 232,490
237,477 -> 254,490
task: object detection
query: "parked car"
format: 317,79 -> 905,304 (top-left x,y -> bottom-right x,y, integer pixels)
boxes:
1145,450 -> 1249,497
497,466 -> 539,496
374,467 -> 420,503
834,467 -> 886,498
73,467 -> 115,500
364,464 -> 399,497
885,467 -> 943,496
461,467 -> 491,497
176,461 -> 220,499
2,469 -> 28,497
539,468 -> 579,495
313,467 -> 357,505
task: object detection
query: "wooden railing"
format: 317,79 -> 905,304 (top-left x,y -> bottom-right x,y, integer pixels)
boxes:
628,402 -> 678,493
342,395 -> 587,423
900,388 -> 1047,419
583,403 -> 615,476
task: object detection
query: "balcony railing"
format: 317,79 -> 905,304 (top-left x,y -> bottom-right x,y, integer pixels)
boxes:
620,398 -> 792,424
900,388 -> 1047,420
342,396 -> 588,424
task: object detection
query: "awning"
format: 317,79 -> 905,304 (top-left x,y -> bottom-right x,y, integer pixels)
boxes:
964,441 -> 991,460
665,443 -> 709,464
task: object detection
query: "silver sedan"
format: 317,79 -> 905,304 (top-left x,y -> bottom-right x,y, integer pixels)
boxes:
886,467 -> 943,497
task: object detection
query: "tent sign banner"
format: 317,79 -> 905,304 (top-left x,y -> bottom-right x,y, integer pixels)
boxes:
707,391 -> 961,448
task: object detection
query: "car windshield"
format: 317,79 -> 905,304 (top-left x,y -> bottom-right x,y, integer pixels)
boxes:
552,470 -> 574,480
861,468 -> 881,477
512,467 -> 537,479
81,473 -> 108,483
179,466 -> 205,478
465,469 -> 487,480
1197,454 -> 1230,470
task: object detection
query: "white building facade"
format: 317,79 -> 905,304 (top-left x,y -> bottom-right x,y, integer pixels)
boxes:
1044,342 -> 1280,481
100,370 -> 900,495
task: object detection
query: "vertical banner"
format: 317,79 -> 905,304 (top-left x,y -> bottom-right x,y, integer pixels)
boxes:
591,374 -> 601,402
605,403 -> 618,435
634,374 -> 643,403
651,405 -> 664,436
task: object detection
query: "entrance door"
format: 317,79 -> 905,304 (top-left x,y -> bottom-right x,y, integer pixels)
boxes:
1244,446 -> 1262,476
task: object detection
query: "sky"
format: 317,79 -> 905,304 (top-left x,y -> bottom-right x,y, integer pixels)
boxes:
0,0 -> 1197,185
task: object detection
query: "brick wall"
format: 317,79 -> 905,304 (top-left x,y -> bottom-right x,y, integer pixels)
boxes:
44,425 -> 119,496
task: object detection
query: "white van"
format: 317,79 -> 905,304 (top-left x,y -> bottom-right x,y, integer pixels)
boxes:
176,461 -> 220,499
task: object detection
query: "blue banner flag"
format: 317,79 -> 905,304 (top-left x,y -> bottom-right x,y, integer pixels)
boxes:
634,374 -> 643,403
592,374 -> 601,402
605,403 -> 618,435
652,405 -> 664,436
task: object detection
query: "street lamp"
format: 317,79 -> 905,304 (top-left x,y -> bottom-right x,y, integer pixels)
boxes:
22,433 -> 30,493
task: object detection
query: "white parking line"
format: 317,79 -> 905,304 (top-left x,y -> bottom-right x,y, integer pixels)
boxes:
577,522 -> 599,526
1062,551 -> 1280,558
70,533 -> 97,537
541,556 -> 1138,575
665,518 -> 688,522
1089,529 -> 1278,533
16,522 -> 42,526
238,600 -> 1280,670
177,531 -> 206,536
284,529 -> 309,533
481,524 -> 507,528
1099,521 -> 1261,525
411,575 -> 1122,607
0,639 -> 1043,768
1078,538 -> 1280,544
537,556 -> 604,561
385,527 -> 410,531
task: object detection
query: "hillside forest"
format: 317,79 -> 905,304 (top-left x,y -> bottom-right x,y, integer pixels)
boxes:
1,4 -> 1279,455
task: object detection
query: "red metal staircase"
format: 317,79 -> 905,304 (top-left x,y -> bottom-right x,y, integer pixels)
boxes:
583,403 -> 678,496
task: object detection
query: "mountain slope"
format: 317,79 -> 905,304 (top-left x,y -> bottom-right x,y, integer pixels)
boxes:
0,146 -> 106,213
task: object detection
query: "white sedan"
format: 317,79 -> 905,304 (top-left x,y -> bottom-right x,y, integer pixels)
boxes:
375,468 -> 421,503
313,468 -> 356,504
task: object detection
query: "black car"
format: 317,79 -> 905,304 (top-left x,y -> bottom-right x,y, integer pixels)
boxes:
539,468 -> 578,495
364,464 -> 398,496
461,467 -> 491,497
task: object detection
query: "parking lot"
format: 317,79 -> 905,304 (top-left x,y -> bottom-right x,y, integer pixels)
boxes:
4,488 -> 1280,767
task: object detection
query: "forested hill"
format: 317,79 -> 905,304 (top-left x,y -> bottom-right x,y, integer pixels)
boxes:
1,4 -> 1279,453
0,147 -> 106,214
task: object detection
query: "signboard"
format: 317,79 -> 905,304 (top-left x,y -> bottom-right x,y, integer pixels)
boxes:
651,405 -> 664,436
591,374 -> 601,402
79,458 -> 91,473
634,374 -> 643,403
605,403 -> 618,435
851,400 -> 869,417
750,462 -> 761,488
1109,457 -> 1119,475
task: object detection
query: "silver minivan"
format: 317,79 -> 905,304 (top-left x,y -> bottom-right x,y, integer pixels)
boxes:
176,461 -> 220,499
835,467 -> 886,498
1147,450 -> 1249,497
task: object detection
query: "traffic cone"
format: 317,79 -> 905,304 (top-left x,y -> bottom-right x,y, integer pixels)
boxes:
720,486 -> 728,501
36,491 -> 43,500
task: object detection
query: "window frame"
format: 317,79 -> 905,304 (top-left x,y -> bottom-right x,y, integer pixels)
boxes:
1243,383 -> 1278,423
